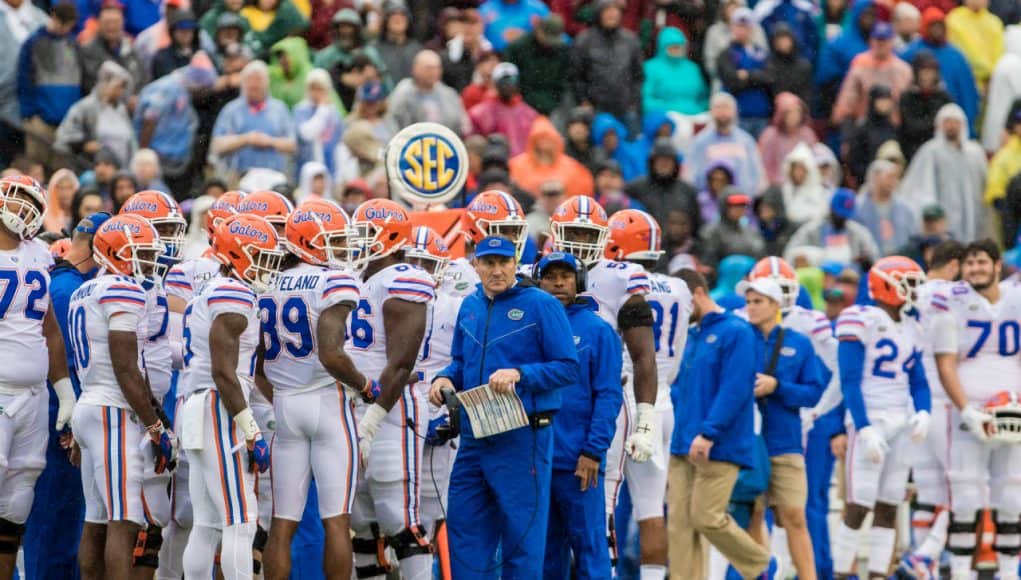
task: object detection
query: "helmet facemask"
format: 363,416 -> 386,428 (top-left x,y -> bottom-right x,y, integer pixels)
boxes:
238,243 -> 285,294
0,186 -> 45,240
552,222 -> 608,266
479,218 -> 528,258
405,248 -> 450,284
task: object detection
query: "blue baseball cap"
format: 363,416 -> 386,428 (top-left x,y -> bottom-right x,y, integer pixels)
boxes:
76,212 -> 112,235
535,252 -> 581,278
830,188 -> 856,219
871,22 -> 894,40
475,236 -> 517,258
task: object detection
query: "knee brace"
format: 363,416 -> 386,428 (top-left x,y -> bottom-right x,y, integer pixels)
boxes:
913,501 -> 939,529
252,525 -> 267,575
994,519 -> 1021,557
353,523 -> 392,578
948,515 -> 979,557
389,525 -> 433,560
0,519 -> 24,554
133,527 -> 162,568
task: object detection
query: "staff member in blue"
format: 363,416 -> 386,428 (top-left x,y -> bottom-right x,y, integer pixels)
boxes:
740,278 -> 825,580
23,212 -> 109,580
429,236 -> 580,580
668,269 -> 771,580
533,252 -> 623,580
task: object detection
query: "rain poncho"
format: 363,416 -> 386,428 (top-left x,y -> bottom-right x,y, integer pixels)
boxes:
268,36 -> 313,109
900,103 -> 987,242
982,26 -> 1021,153
54,61 -> 137,167
946,4 -> 1004,85
778,142 -> 829,225
641,27 -> 708,115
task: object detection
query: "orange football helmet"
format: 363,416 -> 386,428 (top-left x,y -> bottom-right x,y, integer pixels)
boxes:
212,214 -> 285,293
205,190 -> 246,240
0,175 -> 47,240
285,198 -> 354,268
92,214 -> 166,285
237,190 -> 293,226
348,199 -> 412,271
119,190 -> 187,260
465,190 -> 528,256
868,256 -> 926,308
749,257 -> 800,311
604,209 -> 664,264
405,226 -> 451,283
984,391 -> 1021,443
49,238 -> 71,260
550,195 -> 609,266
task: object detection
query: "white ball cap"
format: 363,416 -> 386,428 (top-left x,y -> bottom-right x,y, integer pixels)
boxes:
737,277 -> 784,305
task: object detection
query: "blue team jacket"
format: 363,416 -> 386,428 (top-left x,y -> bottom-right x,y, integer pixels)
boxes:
553,299 -> 623,472
49,261 -> 91,392
438,283 -> 580,439
671,310 -> 758,468
755,325 -> 825,457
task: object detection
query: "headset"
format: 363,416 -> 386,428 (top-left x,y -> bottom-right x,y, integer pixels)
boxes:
531,252 -> 587,294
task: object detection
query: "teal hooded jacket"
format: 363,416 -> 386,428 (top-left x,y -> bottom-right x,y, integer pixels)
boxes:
642,27 -> 709,116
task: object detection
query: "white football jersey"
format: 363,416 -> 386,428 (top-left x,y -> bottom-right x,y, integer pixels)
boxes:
934,281 -> 1021,403
645,273 -> 693,391
180,275 -> 259,399
259,263 -> 360,395
69,275 -> 149,409
417,281 -> 467,382
0,240 -> 54,390
346,264 -> 435,381
445,257 -> 480,293
916,279 -> 956,403
144,286 -> 173,400
835,305 -> 925,416
165,254 -> 221,302
585,258 -> 651,331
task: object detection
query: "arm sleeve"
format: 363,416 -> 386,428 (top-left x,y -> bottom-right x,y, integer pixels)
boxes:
774,341 -> 825,410
386,272 -> 435,304
930,310 -> 959,355
583,323 -> 624,459
206,283 -> 257,318
700,323 -> 757,440
320,271 -> 359,309
518,295 -> 581,393
99,280 -> 149,320
164,264 -> 193,300
908,349 -> 932,413
716,49 -> 746,92
838,339 -> 870,430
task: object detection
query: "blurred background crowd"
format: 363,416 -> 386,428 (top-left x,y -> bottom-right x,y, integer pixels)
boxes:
5,0 -> 1021,294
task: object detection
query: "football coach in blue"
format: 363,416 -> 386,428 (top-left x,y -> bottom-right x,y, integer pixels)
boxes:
429,236 -> 580,579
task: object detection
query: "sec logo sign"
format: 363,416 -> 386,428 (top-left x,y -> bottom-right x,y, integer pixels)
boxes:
385,122 -> 468,206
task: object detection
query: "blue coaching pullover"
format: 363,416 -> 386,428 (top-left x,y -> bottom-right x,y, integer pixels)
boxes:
671,310 -> 758,468
553,299 -> 623,472
755,325 -> 825,457
438,282 -> 580,438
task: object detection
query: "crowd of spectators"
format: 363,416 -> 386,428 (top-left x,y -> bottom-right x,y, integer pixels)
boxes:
6,0 -> 1021,288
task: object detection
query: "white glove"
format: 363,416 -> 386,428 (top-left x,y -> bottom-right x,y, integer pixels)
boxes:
857,426 -> 889,464
961,404 -> 993,441
358,403 -> 388,464
52,378 -> 76,431
909,410 -> 931,443
626,403 -> 658,463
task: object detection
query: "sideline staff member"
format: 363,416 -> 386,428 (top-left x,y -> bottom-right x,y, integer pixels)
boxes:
741,278 -> 824,580
533,252 -> 622,579
669,269 -> 770,580
430,236 -> 580,579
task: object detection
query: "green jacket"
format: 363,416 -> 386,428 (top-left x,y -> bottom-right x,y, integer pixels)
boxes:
504,33 -> 571,116
268,36 -> 312,109
243,0 -> 308,59
312,42 -> 387,83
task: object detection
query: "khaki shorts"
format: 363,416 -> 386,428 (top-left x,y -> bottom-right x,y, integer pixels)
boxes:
766,453 -> 808,508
